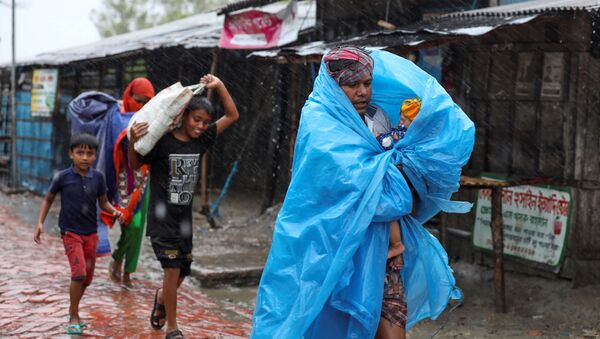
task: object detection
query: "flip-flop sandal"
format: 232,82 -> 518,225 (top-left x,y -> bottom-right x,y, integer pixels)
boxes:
165,329 -> 185,339
66,323 -> 83,335
150,288 -> 166,329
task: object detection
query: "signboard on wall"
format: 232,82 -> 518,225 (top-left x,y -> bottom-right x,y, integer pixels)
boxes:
540,52 -> 565,100
220,0 -> 298,49
31,68 -> 58,117
473,182 -> 571,267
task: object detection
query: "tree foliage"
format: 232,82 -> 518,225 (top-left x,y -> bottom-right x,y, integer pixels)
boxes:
91,0 -> 231,37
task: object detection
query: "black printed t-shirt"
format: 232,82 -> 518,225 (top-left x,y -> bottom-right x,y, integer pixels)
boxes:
141,124 -> 217,239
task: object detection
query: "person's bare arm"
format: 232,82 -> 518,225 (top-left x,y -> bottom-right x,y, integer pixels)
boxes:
128,122 -> 149,170
201,74 -> 239,135
98,194 -> 124,223
34,192 -> 56,244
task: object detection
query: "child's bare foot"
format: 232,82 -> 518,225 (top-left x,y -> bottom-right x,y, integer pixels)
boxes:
68,316 -> 81,325
123,272 -> 133,287
387,242 -> 405,259
109,260 -> 122,283
389,255 -> 404,271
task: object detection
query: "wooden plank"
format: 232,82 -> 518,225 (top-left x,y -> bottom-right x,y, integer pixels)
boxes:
588,190 -> 600,259
566,187 -> 579,259
583,102 -> 600,182
511,102 -> 537,175
563,53 -> 578,179
571,188 -> 599,259
578,188 -> 591,258
574,53 -> 589,181
470,49 -> 490,100
566,187 -> 582,270
538,102 -> 565,178
563,101 -> 575,180
468,100 -> 487,171
487,102 -> 512,174
583,56 -> 600,181
488,52 -> 515,101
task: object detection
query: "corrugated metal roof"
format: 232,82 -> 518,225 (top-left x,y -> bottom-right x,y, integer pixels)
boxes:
252,0 -> 600,60
250,14 -> 539,59
218,0 -> 279,14
446,0 -> 600,17
26,0 -> 315,66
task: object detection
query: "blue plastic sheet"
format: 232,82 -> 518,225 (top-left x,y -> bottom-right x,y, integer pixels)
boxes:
251,50 -> 474,338
69,92 -> 134,256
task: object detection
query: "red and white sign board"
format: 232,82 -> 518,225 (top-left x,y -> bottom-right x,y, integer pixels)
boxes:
219,0 -> 298,49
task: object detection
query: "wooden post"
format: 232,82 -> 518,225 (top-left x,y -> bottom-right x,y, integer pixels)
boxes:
260,65 -> 287,213
490,187 -> 506,313
288,64 -> 298,173
200,48 -> 220,216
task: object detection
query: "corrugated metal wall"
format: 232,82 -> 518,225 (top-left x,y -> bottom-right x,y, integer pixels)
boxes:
0,82 -> 12,187
15,91 -> 54,194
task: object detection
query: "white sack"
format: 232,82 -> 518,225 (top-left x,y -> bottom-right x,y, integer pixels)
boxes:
127,82 -> 205,155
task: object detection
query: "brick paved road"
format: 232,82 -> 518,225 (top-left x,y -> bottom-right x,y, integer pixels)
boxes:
0,206 -> 252,338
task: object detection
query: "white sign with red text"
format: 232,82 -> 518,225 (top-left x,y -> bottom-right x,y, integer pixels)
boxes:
219,0 -> 298,49
473,184 -> 571,267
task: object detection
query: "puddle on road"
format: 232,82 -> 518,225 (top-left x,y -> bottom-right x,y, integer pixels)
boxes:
1,190 -> 276,321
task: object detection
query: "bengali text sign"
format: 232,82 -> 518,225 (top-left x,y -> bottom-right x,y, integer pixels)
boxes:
473,184 -> 571,267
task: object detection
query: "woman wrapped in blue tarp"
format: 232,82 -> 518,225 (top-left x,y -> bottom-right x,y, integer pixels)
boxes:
251,47 -> 475,339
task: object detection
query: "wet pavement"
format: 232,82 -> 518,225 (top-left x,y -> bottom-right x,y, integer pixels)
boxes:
190,195 -> 276,289
0,204 -> 252,338
2,189 -> 600,338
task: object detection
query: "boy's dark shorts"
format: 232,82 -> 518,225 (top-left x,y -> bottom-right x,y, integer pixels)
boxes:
150,237 -> 193,278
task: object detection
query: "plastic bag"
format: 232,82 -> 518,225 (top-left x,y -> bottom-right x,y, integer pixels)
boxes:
250,50 -> 474,338
69,91 -> 119,176
126,82 -> 205,155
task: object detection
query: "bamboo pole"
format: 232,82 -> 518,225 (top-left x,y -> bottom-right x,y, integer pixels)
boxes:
200,48 -> 220,217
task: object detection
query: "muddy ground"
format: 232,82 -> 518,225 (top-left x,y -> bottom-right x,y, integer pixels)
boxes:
4,190 -> 600,338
